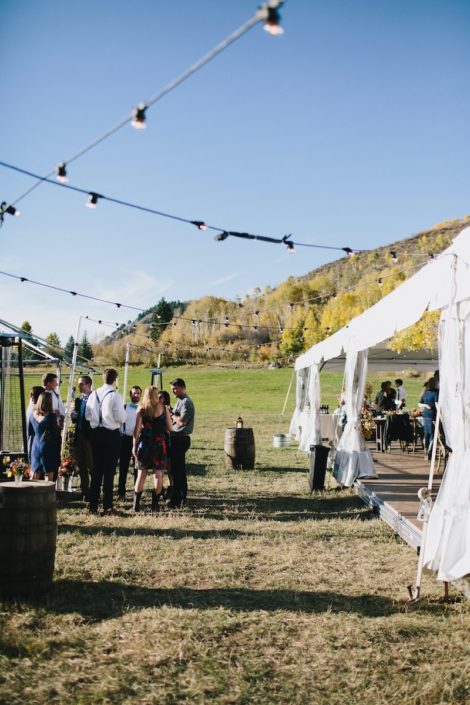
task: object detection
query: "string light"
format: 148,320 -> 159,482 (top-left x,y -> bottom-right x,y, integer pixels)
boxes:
378,278 -> 383,286
191,220 -> 207,231
131,104 -> 147,129
6,2 -> 288,210
0,160 -> 358,256
342,247 -> 354,257
56,162 -> 69,183
86,192 -> 100,209
0,201 -> 21,220
259,1 -> 285,36
390,249 -> 398,263
286,241 -> 295,253
0,251 -> 445,337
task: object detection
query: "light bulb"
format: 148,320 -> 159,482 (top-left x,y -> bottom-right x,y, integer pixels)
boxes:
56,162 -> 69,183
132,104 -> 147,129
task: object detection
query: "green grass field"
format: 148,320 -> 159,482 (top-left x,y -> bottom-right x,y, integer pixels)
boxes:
2,365 -> 468,705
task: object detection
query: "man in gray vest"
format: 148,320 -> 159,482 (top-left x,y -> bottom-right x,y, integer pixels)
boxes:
167,378 -> 195,509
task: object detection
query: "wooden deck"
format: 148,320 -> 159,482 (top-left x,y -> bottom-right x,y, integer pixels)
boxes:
354,442 -> 440,551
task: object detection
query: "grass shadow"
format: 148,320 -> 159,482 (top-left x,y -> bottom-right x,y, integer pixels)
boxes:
19,579 -> 405,620
187,492 -> 373,522
58,524 -> 249,540
187,463 -> 207,476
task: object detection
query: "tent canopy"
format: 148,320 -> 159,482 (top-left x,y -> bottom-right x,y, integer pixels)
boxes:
296,227 -> 470,370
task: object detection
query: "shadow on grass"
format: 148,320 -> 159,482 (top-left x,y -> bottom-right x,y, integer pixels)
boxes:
58,524 -> 248,540
186,463 -> 207,476
187,493 -> 374,522
23,579 -> 403,620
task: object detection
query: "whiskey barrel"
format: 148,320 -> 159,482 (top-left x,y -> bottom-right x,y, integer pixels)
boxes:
0,481 -> 57,596
224,427 -> 255,469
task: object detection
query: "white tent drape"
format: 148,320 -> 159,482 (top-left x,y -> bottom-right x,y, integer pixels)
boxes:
423,300 -> 470,581
296,364 -> 321,452
333,350 -> 376,487
289,367 -> 308,441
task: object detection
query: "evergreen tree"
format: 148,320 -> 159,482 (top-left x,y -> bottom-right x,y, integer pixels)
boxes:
78,332 -> 94,361
64,335 -> 75,362
150,298 -> 174,342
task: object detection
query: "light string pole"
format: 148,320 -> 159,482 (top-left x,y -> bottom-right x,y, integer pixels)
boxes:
61,314 -> 83,459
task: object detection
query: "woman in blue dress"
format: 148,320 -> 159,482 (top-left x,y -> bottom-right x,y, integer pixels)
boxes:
419,378 -> 439,460
132,387 -> 172,512
29,392 -> 60,480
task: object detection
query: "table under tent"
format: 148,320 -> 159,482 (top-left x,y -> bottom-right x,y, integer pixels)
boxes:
289,225 -> 470,592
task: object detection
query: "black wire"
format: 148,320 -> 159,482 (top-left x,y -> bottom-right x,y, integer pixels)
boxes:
0,160 -> 355,253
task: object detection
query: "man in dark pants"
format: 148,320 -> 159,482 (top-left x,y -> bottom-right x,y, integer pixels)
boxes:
118,385 -> 142,499
85,368 -> 126,515
167,378 -> 195,509
72,375 -> 93,499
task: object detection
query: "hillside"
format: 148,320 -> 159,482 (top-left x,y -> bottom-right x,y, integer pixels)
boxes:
93,216 -> 470,366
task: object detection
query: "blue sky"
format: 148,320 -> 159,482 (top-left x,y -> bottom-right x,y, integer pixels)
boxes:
1,0 -> 469,344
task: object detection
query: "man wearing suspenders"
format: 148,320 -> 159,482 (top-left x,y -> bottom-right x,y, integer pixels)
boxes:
85,368 -> 126,515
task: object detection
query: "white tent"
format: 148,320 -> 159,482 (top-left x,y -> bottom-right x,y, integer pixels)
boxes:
291,225 -> 470,582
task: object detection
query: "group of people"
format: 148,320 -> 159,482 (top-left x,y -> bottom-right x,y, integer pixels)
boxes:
26,369 -> 195,515
372,378 -> 407,413
370,371 -> 441,459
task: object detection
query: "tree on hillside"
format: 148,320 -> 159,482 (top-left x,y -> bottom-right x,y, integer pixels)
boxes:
78,332 -> 93,361
150,298 -> 174,342
45,332 -> 61,357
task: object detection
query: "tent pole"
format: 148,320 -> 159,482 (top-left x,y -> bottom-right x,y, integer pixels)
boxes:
407,400 -> 442,603
61,316 -> 82,459
280,368 -> 295,420
122,343 -> 130,399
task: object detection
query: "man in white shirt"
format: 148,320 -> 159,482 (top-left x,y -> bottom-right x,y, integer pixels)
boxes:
117,385 -> 142,499
43,372 -> 66,422
85,368 -> 126,515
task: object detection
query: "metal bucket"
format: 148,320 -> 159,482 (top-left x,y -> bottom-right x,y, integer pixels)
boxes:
272,433 -> 291,448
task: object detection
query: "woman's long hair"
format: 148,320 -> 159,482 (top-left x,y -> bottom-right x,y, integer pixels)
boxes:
139,386 -> 161,418
35,392 -> 53,416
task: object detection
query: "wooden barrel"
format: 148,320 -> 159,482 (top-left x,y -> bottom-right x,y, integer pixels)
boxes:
0,481 -> 57,597
224,427 -> 255,469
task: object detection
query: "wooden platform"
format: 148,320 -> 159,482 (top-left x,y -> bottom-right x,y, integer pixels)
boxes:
354,443 -> 470,598
354,443 -> 439,551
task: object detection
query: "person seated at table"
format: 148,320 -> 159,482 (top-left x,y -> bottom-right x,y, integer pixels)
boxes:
419,378 -> 439,460
374,382 -> 396,414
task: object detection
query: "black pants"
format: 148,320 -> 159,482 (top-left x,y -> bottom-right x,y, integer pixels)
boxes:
75,433 -> 93,496
89,428 -> 121,511
118,435 -> 135,495
169,434 -> 190,505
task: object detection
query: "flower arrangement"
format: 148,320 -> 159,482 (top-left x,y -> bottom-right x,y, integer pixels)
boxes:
4,457 -> 31,480
361,407 -> 376,440
58,457 -> 76,477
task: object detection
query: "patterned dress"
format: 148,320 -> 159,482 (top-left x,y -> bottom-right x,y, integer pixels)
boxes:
136,411 -> 168,471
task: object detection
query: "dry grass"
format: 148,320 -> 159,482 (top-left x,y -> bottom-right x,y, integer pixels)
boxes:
1,375 -> 470,705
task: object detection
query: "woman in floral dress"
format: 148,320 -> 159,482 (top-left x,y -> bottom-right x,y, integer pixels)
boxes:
132,387 -> 172,512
